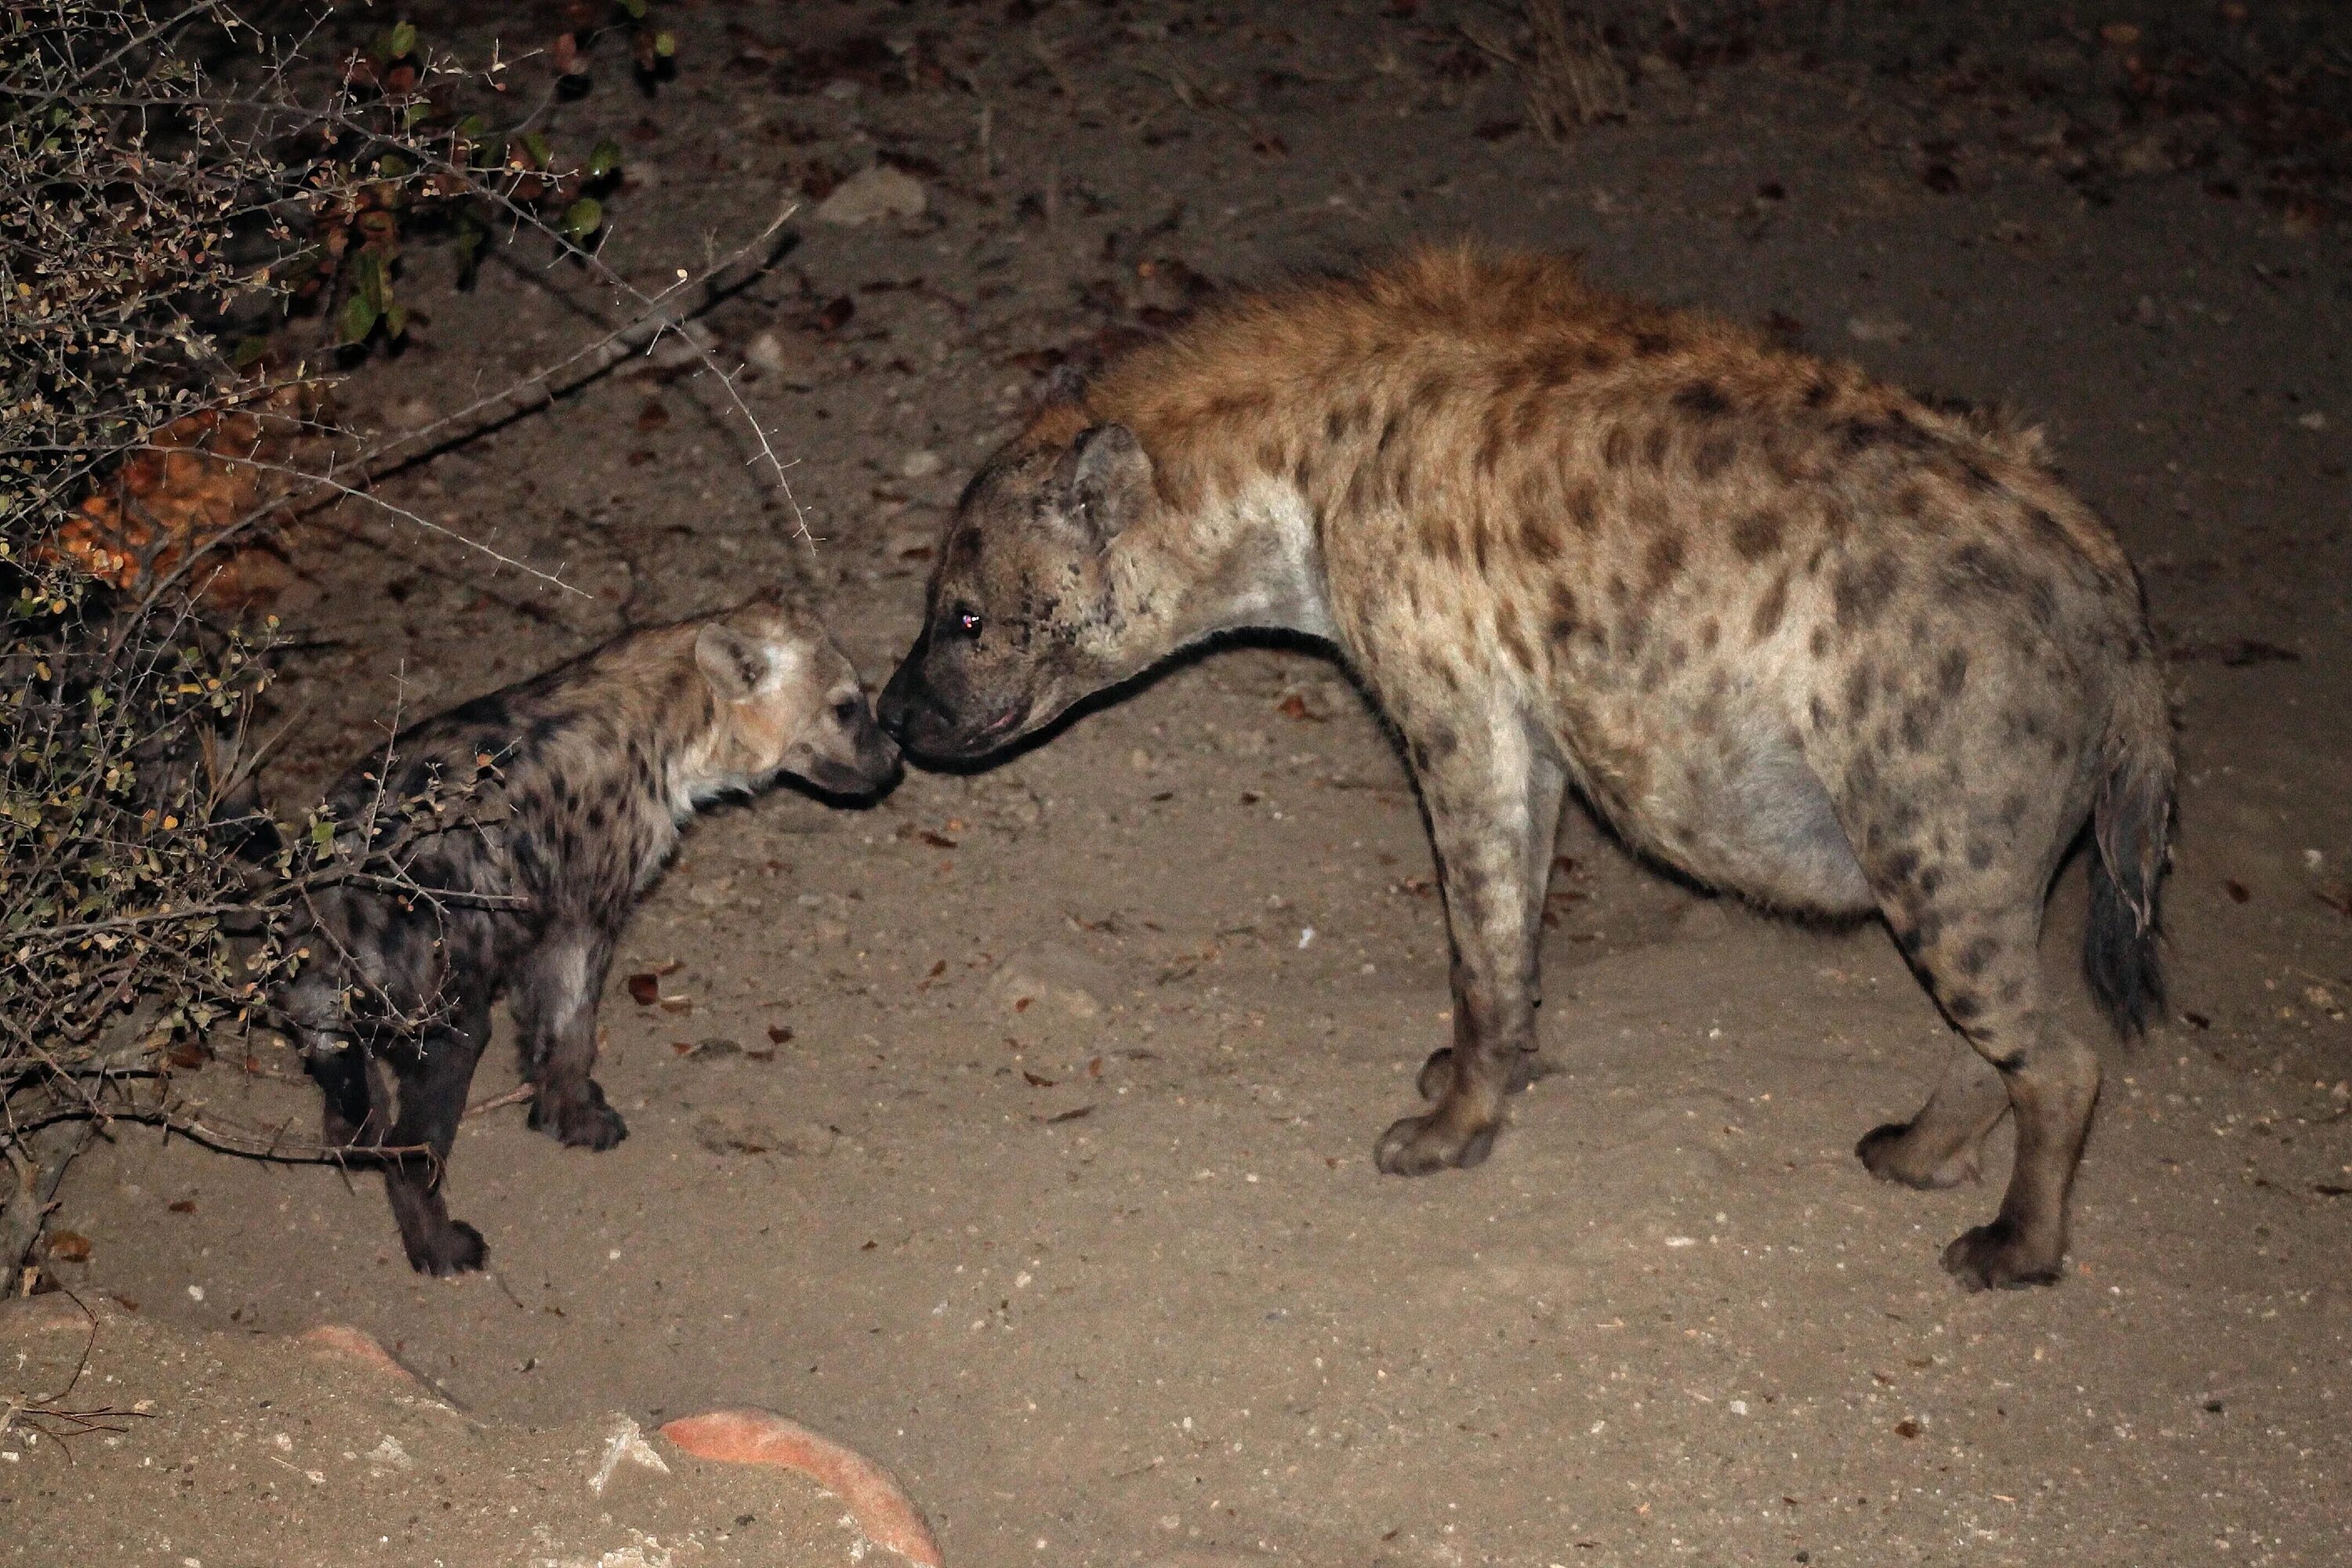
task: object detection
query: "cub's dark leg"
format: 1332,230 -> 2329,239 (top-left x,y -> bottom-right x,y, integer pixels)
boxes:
380,993 -> 493,1276
1857,1038 -> 2009,1189
514,926 -> 627,1151
1377,710 -> 1566,1175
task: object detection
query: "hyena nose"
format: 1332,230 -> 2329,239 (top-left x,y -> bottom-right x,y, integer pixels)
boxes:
877,661 -> 921,742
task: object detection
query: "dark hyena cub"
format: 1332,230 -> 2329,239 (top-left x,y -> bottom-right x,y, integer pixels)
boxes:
285,595 -> 897,1273
880,248 -> 2173,1290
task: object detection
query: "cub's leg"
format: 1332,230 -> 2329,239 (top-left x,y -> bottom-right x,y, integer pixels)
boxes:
381,994 -> 493,1276
1885,893 -> 2099,1290
1856,1037 -> 2009,1189
1376,706 -> 1566,1175
514,926 -> 627,1151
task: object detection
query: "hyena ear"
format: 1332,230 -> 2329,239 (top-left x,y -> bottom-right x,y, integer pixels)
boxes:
695,622 -> 786,701
1056,423 -> 1153,553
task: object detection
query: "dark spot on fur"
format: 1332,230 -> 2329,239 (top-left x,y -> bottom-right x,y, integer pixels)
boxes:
1958,936 -> 1998,977
1642,532 -> 1686,598
1674,380 -> 1732,419
1831,554 -> 1903,629
1547,583 -> 1581,643
1807,695 -> 1830,731
1844,663 -> 1875,721
1750,572 -> 1789,640
1936,647 -> 1969,697
1693,435 -> 1737,479
1602,425 -> 1632,470
1642,425 -> 1672,470
1809,627 -> 1831,659
1700,617 -> 1720,652
1965,837 -> 1996,871
1802,376 -> 1835,409
1944,992 -> 1984,1025
1730,510 -> 1784,561
1519,513 -> 1561,564
1633,330 -> 1673,357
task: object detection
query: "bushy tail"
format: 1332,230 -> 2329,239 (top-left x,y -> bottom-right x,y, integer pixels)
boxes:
2083,698 -> 2174,1036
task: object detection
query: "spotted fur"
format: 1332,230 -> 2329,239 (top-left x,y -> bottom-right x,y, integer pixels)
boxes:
284,595 -> 896,1274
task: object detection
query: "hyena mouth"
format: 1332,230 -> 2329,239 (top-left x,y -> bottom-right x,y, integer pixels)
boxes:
976,700 -> 1030,742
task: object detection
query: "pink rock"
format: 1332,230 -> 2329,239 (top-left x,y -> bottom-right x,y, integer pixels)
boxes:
299,1323 -> 422,1385
660,1407 -> 943,1567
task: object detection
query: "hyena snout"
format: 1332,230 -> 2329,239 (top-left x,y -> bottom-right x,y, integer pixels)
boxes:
877,633 -> 1031,764
796,693 -> 901,797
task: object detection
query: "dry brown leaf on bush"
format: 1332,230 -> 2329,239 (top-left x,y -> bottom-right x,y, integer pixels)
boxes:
49,376 -> 328,604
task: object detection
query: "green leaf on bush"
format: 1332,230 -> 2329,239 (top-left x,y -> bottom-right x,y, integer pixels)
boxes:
655,30 -> 676,56
622,0 -> 648,17
383,303 -> 408,339
352,251 -> 388,312
521,132 -> 553,170
562,198 -> 604,241
388,21 -> 417,58
232,336 -> 269,369
588,138 -> 622,179
378,151 -> 410,176
338,292 -> 379,346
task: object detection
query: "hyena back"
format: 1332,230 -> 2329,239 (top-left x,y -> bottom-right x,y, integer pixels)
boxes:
285,595 -> 895,1273
880,248 -> 2172,1290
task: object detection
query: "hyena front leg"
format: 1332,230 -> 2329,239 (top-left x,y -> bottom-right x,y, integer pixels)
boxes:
381,994 -> 492,1276
1376,710 -> 1564,1176
1856,1037 -> 2009,1189
514,925 -> 628,1151
1417,748 -> 1567,1103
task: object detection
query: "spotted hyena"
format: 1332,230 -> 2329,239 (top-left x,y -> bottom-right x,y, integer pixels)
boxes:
880,249 -> 2172,1290
284,595 -> 897,1273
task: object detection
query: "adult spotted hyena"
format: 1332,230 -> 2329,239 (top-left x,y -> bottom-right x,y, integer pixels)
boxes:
285,595 -> 897,1273
880,249 -> 2172,1290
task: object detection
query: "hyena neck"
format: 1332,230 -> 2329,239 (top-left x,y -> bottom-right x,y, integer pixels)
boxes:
1106,421 -> 1337,646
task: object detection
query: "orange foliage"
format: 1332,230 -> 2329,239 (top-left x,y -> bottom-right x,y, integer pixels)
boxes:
51,379 -> 326,604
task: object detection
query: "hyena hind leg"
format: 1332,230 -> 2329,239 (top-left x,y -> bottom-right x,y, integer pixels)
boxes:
1890,901 -> 2100,1290
1857,1036 -> 2009,1189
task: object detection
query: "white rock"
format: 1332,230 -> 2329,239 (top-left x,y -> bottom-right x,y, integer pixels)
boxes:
900,448 -> 943,479
1846,314 -> 1911,344
815,165 -> 927,227
589,1416 -> 670,1497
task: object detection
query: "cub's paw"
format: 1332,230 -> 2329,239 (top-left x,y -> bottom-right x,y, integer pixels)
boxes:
1940,1221 -> 2063,1291
1855,1121 -> 1980,1190
1374,1111 -> 1500,1176
531,1083 -> 629,1151
405,1220 -> 488,1277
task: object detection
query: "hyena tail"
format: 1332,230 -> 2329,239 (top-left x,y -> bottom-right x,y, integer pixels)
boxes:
2083,688 -> 2174,1037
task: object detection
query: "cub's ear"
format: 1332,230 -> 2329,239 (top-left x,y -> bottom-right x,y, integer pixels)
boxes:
1055,423 -> 1153,553
695,622 -> 779,701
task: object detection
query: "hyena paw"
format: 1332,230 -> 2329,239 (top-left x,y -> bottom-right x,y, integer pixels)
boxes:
1415,1047 -> 1548,1102
405,1219 -> 488,1277
1855,1122 -> 1981,1190
531,1083 -> 629,1151
1374,1110 -> 1500,1176
1940,1221 -> 2063,1291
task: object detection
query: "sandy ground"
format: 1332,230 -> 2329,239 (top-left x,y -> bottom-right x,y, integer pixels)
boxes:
11,2 -> 2352,1563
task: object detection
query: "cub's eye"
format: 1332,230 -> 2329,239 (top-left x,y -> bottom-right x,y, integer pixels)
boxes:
950,604 -> 982,639
831,696 -> 862,724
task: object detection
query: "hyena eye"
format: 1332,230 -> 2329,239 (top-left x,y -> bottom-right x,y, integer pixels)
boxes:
831,696 -> 862,723
950,604 -> 982,639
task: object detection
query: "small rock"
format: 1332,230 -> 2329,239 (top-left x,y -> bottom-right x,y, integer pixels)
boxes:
900,448 -> 943,479
590,1415 -> 671,1497
746,326 -> 821,388
2296,410 -> 2328,430
1846,314 -> 1911,344
815,165 -> 927,227
989,943 -> 1113,1020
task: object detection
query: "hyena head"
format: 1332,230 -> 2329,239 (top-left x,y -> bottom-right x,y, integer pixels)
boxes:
692,597 -> 899,798
878,412 -> 1167,762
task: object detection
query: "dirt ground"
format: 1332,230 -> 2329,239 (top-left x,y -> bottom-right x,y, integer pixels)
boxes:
11,2 -> 2352,1563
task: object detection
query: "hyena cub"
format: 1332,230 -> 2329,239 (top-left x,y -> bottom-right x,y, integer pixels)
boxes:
285,595 -> 896,1273
881,248 -> 2173,1290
